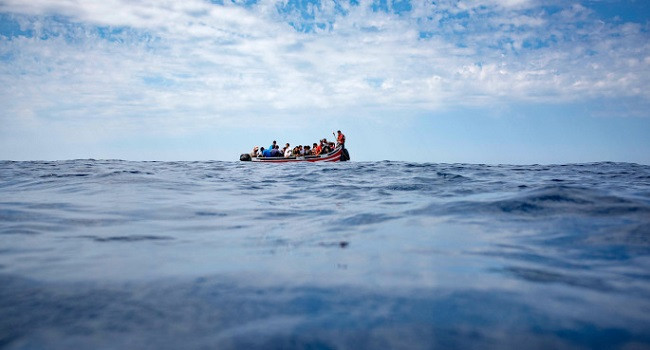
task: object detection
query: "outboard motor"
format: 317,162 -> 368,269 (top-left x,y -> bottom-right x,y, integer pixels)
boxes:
240,153 -> 252,161
341,148 -> 350,161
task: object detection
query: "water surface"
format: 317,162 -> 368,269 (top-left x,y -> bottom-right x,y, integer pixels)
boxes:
1,160 -> 650,349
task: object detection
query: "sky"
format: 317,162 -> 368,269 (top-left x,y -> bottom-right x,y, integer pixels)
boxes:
0,0 -> 649,163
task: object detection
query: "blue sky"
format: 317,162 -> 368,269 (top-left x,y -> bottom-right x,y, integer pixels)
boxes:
0,0 -> 648,163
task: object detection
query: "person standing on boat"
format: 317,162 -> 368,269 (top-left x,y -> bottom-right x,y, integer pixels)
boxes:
269,140 -> 277,151
336,130 -> 346,148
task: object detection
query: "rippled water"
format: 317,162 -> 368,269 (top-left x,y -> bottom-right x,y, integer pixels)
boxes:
1,160 -> 650,349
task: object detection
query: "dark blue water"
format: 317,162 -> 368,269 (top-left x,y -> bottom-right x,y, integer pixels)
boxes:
1,160 -> 650,349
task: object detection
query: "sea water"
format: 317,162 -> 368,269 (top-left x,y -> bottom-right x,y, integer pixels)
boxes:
1,160 -> 649,349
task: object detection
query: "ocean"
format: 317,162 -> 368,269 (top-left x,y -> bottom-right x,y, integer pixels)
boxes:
1,160 -> 650,349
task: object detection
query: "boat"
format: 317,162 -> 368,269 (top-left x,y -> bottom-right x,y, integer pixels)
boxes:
240,146 -> 350,162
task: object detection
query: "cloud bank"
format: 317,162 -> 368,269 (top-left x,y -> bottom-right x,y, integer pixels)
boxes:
0,0 -> 648,134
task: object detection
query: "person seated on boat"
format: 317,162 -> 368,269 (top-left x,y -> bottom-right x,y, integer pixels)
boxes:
321,140 -> 331,154
250,146 -> 259,157
328,142 -> 335,150
270,145 -> 282,157
283,143 -> 292,158
336,130 -> 345,147
269,140 -> 277,151
312,143 -> 321,156
261,147 -> 272,157
322,138 -> 333,152
304,145 -> 312,156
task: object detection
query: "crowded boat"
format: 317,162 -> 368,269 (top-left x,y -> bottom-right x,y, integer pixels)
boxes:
240,130 -> 349,162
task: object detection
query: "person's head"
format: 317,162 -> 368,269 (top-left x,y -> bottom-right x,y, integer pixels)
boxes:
285,143 -> 290,148
260,147 -> 265,151
313,143 -> 317,147
254,146 -> 258,151
276,145 -> 280,149
337,130 -> 341,134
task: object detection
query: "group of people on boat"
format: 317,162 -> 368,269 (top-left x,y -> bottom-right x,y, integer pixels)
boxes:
250,130 -> 345,158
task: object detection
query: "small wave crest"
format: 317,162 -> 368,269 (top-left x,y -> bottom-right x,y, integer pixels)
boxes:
77,235 -> 173,242
414,185 -> 650,219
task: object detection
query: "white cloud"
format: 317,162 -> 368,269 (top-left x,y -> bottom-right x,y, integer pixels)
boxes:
0,0 -> 648,138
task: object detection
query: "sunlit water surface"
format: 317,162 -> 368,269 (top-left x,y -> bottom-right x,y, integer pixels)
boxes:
1,160 -> 650,349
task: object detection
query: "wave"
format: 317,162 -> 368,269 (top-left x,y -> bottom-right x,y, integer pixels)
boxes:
77,235 -> 173,242
412,185 -> 650,219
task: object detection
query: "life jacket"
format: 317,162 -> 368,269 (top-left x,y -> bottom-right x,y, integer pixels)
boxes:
337,133 -> 345,144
